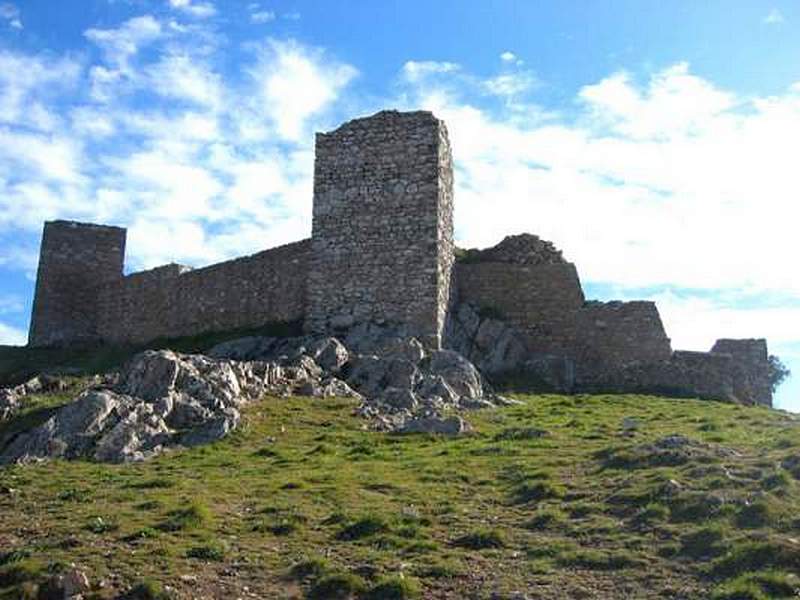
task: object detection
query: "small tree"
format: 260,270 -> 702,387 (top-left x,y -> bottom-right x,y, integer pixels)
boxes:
768,355 -> 791,394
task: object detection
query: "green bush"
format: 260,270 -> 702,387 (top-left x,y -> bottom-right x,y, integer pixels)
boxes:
679,525 -> 726,559
306,572 -> 367,599
453,528 -> 505,550
364,575 -> 422,599
158,500 -> 212,532
337,515 -> 390,540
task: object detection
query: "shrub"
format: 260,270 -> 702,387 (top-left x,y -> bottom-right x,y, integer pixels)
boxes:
125,579 -> 173,600
525,508 -> 565,530
158,500 -> 212,531
679,525 -> 726,559
365,575 -> 422,599
337,515 -> 390,541
186,543 -> 225,561
736,499 -> 782,528
288,557 -> 330,581
556,548 -> 642,570
307,572 -> 367,600
512,481 -> 565,504
712,541 -> 800,578
453,528 -> 505,550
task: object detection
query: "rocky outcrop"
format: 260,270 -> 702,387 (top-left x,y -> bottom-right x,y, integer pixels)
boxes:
0,374 -> 71,421
1,332 -> 499,464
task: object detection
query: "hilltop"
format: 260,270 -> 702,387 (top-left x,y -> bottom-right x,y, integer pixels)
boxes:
1,375 -> 799,599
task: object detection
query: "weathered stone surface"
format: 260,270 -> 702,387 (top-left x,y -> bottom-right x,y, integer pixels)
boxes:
400,415 -> 472,435
23,110 -> 775,409
307,110 -> 454,349
0,350 -> 268,464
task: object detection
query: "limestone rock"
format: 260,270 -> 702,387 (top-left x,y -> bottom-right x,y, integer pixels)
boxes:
399,415 -> 472,435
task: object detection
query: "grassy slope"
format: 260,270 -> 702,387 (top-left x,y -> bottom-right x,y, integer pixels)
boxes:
1,391 -> 799,599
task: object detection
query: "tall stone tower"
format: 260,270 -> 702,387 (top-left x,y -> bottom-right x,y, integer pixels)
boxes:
28,220 -> 126,347
307,110 -> 454,348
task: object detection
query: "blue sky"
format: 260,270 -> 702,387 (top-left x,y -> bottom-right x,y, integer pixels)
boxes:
1,0 -> 799,410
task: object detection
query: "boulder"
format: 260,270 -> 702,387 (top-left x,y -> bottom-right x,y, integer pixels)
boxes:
399,416 -> 472,435
426,350 -> 484,400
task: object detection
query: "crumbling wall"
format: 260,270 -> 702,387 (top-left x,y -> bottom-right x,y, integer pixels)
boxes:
580,350 -> 736,401
711,339 -> 772,406
29,221 -> 126,347
97,240 -> 310,345
307,110 -> 454,348
454,261 -> 584,356
572,301 -> 672,374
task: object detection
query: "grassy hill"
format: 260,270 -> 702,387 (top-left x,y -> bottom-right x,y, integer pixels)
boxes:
1,388 -> 799,599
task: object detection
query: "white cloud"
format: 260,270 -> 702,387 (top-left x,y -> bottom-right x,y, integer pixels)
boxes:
399,61 -> 800,299
251,10 -> 275,24
145,53 -> 222,109
0,294 -> 23,315
0,51 -> 81,131
245,39 -> 358,142
763,8 -> 785,24
168,0 -> 216,18
0,321 -> 26,346
0,2 -> 21,29
85,15 -> 163,68
402,61 -> 460,83
500,51 -> 516,62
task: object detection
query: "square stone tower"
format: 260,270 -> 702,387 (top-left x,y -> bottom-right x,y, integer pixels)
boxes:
28,220 -> 126,347
307,110 -> 454,348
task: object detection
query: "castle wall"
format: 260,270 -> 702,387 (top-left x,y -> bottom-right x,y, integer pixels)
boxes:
29,221 -> 126,347
454,261 -> 585,355
307,110 -> 454,348
572,301 -> 672,372
97,239 -> 310,345
454,262 -> 672,374
711,339 -> 772,406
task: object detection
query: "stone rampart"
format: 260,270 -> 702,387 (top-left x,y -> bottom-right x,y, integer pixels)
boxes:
711,339 -> 772,406
307,110 -> 454,348
97,240 -> 310,344
29,221 -> 126,347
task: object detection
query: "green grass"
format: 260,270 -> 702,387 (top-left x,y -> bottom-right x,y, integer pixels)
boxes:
1,386 -> 799,598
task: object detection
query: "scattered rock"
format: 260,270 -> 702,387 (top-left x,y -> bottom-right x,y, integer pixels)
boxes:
400,415 -> 472,435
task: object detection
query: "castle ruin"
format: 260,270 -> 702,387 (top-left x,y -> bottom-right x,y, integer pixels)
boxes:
27,110 -> 773,407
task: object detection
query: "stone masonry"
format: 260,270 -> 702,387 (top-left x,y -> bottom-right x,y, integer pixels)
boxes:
307,110 -> 454,348
26,109 -> 773,406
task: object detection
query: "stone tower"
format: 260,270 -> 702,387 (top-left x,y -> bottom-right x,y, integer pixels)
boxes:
307,110 -> 454,348
28,220 -> 126,347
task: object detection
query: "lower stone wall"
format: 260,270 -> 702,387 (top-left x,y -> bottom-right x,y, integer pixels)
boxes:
578,350 -> 736,402
98,239 -> 310,344
711,339 -> 772,406
454,262 -> 585,356
572,301 -> 672,376
454,262 -> 672,377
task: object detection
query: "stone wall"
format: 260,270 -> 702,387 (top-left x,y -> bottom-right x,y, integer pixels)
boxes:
454,261 -> 585,356
307,110 -> 454,348
97,240 -> 310,344
454,260 -> 672,376
29,221 -> 126,347
711,339 -> 772,406
573,301 -> 673,374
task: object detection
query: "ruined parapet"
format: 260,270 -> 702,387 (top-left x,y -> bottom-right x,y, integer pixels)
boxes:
457,233 -> 565,266
573,301 -> 673,376
29,221 -> 126,347
711,339 -> 772,407
307,110 -> 454,348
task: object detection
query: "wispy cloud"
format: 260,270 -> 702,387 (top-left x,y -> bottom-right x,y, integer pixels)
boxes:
0,321 -> 26,346
763,8 -> 785,25
0,3 -> 22,29
251,10 -> 275,24
167,0 -> 216,19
